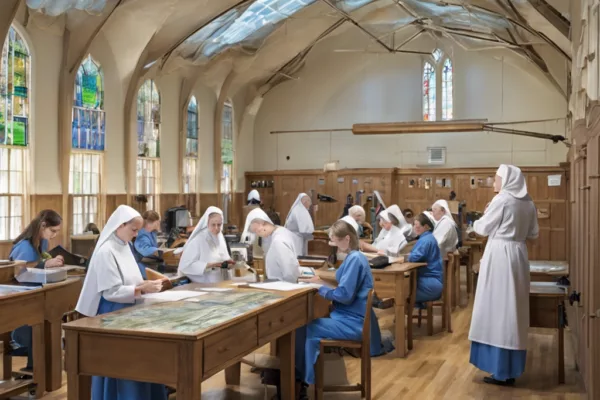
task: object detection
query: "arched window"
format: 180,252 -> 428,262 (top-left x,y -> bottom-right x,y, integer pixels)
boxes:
441,58 -> 453,121
0,26 -> 30,240
69,55 -> 103,235
136,79 -> 160,212
423,62 -> 436,122
423,49 -> 453,122
183,96 -> 198,194
221,101 -> 234,222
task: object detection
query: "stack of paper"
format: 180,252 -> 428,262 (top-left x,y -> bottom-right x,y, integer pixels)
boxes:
142,290 -> 206,302
249,281 -> 321,291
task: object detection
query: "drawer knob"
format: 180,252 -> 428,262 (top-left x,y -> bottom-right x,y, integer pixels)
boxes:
217,347 -> 228,354
279,317 -> 285,323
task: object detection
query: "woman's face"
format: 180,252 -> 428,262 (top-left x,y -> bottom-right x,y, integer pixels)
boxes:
381,219 -> 393,231
493,174 -> 503,193
116,217 -> 143,243
329,234 -> 350,252
432,205 -> 444,222
301,196 -> 311,210
351,211 -> 364,224
250,221 -> 269,238
41,223 -> 61,240
208,214 -> 223,235
413,220 -> 427,236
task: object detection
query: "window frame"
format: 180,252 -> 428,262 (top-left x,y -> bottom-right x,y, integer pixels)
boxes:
220,100 -> 234,223
422,50 -> 454,122
183,95 -> 199,195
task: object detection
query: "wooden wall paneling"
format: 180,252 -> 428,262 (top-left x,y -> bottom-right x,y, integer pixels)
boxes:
0,242 -> 12,259
199,194 -> 219,218
106,195 -> 128,222
229,192 -> 244,229
30,195 -> 65,250
160,194 -> 183,219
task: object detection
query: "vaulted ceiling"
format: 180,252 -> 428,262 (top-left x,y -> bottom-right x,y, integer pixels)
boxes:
3,0 -> 572,102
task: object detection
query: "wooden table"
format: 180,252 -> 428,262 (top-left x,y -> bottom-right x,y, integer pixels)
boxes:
0,287 -> 46,398
530,282 -> 567,384
316,262 -> 426,358
530,261 -> 569,282
462,238 -> 486,296
63,283 -> 320,400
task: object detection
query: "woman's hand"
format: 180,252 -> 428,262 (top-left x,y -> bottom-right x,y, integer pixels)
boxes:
140,280 -> 163,294
45,256 -> 64,269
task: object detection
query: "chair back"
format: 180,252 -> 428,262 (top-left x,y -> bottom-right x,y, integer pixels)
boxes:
443,253 -> 453,303
362,289 -> 374,348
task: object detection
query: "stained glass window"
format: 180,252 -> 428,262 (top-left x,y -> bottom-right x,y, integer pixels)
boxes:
221,101 -> 234,223
423,62 -> 436,122
137,80 -> 160,158
442,58 -> 453,120
72,55 -> 104,150
186,96 -> 198,157
1,27 -> 29,146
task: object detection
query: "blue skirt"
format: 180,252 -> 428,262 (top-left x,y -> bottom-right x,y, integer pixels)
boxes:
470,341 -> 526,381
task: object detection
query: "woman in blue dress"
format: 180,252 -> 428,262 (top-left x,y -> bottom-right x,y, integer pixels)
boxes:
406,213 -> 444,305
296,219 -> 383,395
9,209 -> 63,372
75,205 -> 167,400
132,210 -> 162,278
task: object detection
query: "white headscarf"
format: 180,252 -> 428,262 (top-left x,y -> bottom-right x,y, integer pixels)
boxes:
348,205 -> 366,222
497,164 -> 528,199
247,190 -> 260,203
432,199 -> 456,226
184,206 -> 223,247
340,215 -> 359,233
422,211 -> 436,228
76,205 -> 142,317
241,208 -> 274,244
286,193 -> 312,225
381,204 -> 410,234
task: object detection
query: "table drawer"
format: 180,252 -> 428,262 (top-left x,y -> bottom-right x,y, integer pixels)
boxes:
372,275 -> 397,298
258,295 -> 307,344
204,318 -> 258,376
530,297 -> 559,328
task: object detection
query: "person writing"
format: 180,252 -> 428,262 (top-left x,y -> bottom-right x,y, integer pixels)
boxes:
284,193 -> 314,256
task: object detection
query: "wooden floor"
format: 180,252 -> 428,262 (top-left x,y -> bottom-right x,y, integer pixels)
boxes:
8,282 -> 586,400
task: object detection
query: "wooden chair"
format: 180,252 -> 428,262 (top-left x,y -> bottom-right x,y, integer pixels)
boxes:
314,289 -> 374,400
414,254 -> 454,335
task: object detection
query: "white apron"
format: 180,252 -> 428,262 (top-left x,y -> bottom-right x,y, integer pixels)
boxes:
468,192 -> 539,350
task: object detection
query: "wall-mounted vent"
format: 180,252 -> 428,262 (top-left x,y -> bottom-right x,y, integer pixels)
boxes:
428,147 -> 446,165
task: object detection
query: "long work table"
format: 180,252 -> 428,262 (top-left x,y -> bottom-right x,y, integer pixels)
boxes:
64,283 -> 325,400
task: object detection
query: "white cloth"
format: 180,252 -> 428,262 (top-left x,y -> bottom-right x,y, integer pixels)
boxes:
497,164 -> 528,199
373,224 -> 407,256
340,215 -> 359,233
241,208 -> 274,244
247,190 -> 260,203
284,193 -> 314,256
430,201 -> 458,257
469,185 -> 539,350
265,227 -> 300,283
433,199 -> 454,222
178,207 -> 230,283
76,205 -> 144,317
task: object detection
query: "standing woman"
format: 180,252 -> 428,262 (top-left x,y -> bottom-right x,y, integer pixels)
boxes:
469,165 -> 538,386
242,208 -> 300,283
284,193 -> 314,256
178,206 -> 233,283
132,210 -> 162,278
431,199 -> 459,256
75,205 -> 165,400
9,210 -> 64,372
360,205 -> 408,256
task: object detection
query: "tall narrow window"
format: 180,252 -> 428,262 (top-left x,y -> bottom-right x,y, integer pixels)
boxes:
183,96 -> 198,194
70,55 -> 103,234
0,26 -> 30,240
423,62 -> 436,122
441,58 -> 453,120
221,101 -> 234,223
136,79 -> 160,212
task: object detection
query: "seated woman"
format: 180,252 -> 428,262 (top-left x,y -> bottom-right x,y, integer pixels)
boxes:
178,207 -> 233,283
75,205 -> 166,400
284,193 -> 314,256
9,210 -> 64,372
242,208 -> 300,282
296,220 -> 384,393
360,205 -> 408,257
84,222 -> 100,235
132,210 -> 162,278
405,213 -> 443,304
431,199 -> 459,257
403,209 -> 418,241
347,205 -> 372,238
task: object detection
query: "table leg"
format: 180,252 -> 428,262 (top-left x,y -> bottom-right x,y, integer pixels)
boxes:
45,319 -> 63,391
466,250 -> 473,295
270,340 -> 278,356
395,275 -> 407,358
32,323 -> 46,398
176,341 -> 203,400
277,330 -> 295,400
558,304 -> 565,384
1,332 -> 11,380
65,330 -> 91,400
224,362 -> 241,386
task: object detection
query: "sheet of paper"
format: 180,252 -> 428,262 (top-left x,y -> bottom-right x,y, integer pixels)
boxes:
160,248 -> 175,253
248,281 -> 314,291
142,290 -> 206,302
197,287 -> 232,292
230,282 -> 249,286
300,266 -> 315,276
548,174 -> 561,187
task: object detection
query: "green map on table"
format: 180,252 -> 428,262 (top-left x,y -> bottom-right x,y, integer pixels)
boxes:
101,291 -> 282,333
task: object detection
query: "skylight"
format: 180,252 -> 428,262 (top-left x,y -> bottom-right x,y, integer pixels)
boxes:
432,48 -> 443,62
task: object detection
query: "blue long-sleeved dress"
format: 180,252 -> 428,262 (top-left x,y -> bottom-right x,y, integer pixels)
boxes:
9,238 -> 49,369
407,230 -> 443,303
132,228 -> 162,278
295,250 -> 383,384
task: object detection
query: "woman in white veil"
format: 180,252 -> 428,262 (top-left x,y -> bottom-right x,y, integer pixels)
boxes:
361,205 -> 408,256
284,193 -> 314,256
75,205 -> 166,400
431,199 -> 459,257
178,206 -> 233,283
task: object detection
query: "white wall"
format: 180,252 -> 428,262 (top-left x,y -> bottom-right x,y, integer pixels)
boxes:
253,32 -> 568,171
156,73 -> 181,194
193,80 -> 218,193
